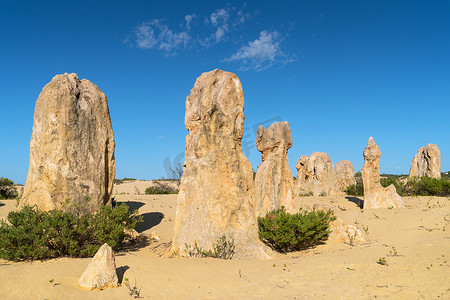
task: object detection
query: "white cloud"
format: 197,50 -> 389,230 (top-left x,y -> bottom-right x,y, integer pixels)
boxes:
131,6 -> 296,72
210,8 -> 230,43
225,31 -> 295,71
135,20 -> 190,54
184,14 -> 196,30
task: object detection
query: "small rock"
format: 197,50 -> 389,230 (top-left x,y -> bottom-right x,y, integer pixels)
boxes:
149,231 -> 160,240
78,243 -> 119,290
330,219 -> 366,244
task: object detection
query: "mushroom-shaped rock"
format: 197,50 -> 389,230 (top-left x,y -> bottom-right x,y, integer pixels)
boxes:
409,144 -> 441,179
21,73 -> 115,213
171,69 -> 272,259
296,152 -> 337,196
335,160 -> 356,193
78,243 -> 119,290
361,137 -> 404,209
254,121 -> 295,216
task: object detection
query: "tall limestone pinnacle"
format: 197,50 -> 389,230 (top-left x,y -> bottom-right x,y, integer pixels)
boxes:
21,73 -> 115,213
409,144 -> 441,179
296,152 -> 338,196
253,121 -> 295,215
171,69 -> 272,259
361,137 -> 403,209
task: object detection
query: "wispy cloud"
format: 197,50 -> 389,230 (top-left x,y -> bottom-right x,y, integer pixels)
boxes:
135,20 -> 190,54
225,30 -> 295,71
131,6 -> 295,71
184,14 -> 196,31
210,8 -> 229,42
202,6 -> 249,47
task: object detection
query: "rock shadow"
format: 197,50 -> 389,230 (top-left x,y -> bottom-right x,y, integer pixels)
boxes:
0,202 -> 4,207
135,212 -> 164,233
122,201 -> 146,212
346,196 -> 364,209
116,265 -> 130,284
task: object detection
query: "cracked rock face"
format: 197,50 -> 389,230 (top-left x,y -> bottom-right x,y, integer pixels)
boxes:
361,137 -> 404,209
335,160 -> 356,193
254,121 -> 295,216
409,144 -> 441,179
21,73 -> 115,213
296,152 -> 338,196
171,69 -> 271,259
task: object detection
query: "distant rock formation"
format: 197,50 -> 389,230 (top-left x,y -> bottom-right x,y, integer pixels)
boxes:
296,152 -> 338,196
14,185 -> 24,198
21,73 -> 115,213
409,144 -> 441,179
171,69 -> 271,259
253,121 -> 295,216
361,137 -> 404,209
335,160 -> 356,193
78,243 -> 119,290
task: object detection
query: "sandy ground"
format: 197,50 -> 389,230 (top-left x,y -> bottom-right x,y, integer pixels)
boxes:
112,180 -> 179,195
0,190 -> 449,299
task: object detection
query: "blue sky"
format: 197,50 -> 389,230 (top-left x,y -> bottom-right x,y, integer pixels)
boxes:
1,1 -> 449,184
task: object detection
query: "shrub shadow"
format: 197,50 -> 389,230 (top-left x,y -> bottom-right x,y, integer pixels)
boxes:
116,265 -> 130,284
0,202 -> 4,207
117,235 -> 151,254
135,212 -> 164,233
122,201 -> 146,212
346,196 -> 364,209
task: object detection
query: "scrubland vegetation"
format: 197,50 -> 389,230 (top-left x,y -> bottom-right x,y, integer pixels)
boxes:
0,204 -> 141,261
345,174 -> 450,197
258,206 -> 335,252
0,177 -> 18,199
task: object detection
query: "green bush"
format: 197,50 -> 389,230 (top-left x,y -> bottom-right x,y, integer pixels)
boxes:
145,181 -> 178,195
0,177 -> 18,199
0,204 -> 141,261
184,235 -> 235,259
258,207 -> 336,252
380,176 -> 405,195
345,176 -> 450,197
114,177 -> 137,184
344,183 -> 364,196
406,177 -> 450,196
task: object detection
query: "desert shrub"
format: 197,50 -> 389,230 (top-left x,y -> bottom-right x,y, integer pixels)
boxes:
0,177 -> 18,199
258,206 -> 335,252
380,176 -> 405,195
114,177 -> 137,184
344,183 -> 364,196
0,204 -> 141,261
405,177 -> 450,196
204,235 -> 235,259
145,181 -> 178,194
345,175 -> 450,197
184,235 -> 235,259
298,191 -> 313,197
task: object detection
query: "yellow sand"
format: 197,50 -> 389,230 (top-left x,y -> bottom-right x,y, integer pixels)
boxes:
0,191 -> 449,299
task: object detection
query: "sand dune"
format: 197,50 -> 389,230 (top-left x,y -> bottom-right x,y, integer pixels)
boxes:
0,194 -> 449,299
